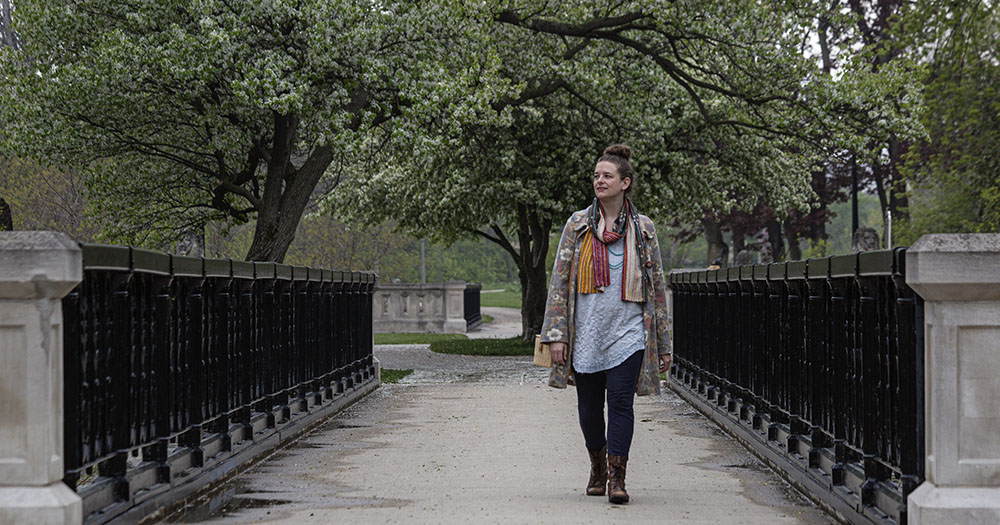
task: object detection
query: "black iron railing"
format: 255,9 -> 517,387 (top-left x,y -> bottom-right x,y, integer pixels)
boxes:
464,283 -> 482,329
670,249 -> 923,524
61,244 -> 376,515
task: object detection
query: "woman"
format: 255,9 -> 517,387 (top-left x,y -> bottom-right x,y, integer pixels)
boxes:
540,144 -> 671,504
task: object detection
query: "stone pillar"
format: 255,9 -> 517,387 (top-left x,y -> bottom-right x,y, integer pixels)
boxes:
442,280 -> 467,334
906,234 -> 1000,524
0,232 -> 83,525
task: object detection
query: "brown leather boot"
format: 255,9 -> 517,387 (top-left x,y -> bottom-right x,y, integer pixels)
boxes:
608,454 -> 629,504
586,445 -> 608,496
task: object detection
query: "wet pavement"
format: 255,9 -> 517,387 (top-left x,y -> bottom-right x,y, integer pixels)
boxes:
468,306 -> 522,339
164,309 -> 833,524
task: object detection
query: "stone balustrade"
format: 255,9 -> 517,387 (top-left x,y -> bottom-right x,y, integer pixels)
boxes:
0,232 -> 83,524
372,281 -> 469,333
3,231 -> 998,524
906,234 -> 1000,524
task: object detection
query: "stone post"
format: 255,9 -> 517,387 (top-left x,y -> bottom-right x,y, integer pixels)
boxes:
0,232 -> 83,524
906,234 -> 1000,524
442,280 -> 467,334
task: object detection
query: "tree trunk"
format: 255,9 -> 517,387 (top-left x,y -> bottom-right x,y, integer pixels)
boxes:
0,197 -> 12,231
785,224 -> 802,261
765,219 -> 784,262
702,214 -> 728,267
731,223 -> 746,256
811,168 -> 827,241
888,136 -> 909,223
475,204 -> 552,343
516,204 -> 551,343
245,113 -> 334,263
852,157 -> 860,238
519,257 -> 549,344
246,214 -> 301,262
872,163 -> 889,249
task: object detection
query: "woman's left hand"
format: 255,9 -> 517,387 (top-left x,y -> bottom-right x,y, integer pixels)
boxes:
658,354 -> 672,374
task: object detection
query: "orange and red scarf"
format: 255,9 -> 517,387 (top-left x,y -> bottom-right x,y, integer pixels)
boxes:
577,198 -> 645,302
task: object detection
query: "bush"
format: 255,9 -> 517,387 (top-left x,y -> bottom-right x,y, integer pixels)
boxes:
429,337 -> 533,356
374,333 -> 468,344
381,368 -> 413,383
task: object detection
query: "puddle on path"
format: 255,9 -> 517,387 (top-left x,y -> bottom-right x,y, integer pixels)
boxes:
163,386 -> 414,523
167,480 -> 294,523
648,393 -> 828,522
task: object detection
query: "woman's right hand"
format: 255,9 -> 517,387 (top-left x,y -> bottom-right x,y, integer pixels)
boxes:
550,342 -> 568,366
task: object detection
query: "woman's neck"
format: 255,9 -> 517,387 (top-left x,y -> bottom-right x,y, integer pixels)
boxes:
599,195 -> 625,230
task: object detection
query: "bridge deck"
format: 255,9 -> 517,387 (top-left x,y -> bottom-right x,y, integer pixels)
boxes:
169,310 -> 831,524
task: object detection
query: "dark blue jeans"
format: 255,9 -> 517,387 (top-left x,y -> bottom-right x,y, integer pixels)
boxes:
574,349 -> 644,457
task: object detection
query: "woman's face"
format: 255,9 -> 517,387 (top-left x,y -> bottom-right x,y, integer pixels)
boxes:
593,161 -> 630,200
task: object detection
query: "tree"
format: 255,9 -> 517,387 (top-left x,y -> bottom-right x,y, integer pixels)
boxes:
701,159 -> 852,265
803,1 -> 1000,245
0,0 -> 509,261
283,217 -> 414,276
674,0 -> 926,261
0,156 -> 99,239
336,1 -> 856,338
897,1 -> 1000,241
801,1 -> 930,247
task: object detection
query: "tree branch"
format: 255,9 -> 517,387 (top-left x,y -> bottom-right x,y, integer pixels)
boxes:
496,10 -> 650,37
470,223 -> 520,263
492,78 -> 569,111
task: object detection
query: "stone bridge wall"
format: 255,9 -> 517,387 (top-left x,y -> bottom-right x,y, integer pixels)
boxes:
372,281 -> 468,333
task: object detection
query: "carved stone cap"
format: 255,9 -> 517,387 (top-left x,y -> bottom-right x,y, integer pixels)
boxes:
442,280 -> 467,290
0,231 -> 82,300
906,234 -> 1000,301
376,281 -> 468,291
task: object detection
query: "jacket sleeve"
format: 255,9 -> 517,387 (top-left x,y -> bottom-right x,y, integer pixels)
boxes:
644,219 -> 672,356
539,216 -> 575,343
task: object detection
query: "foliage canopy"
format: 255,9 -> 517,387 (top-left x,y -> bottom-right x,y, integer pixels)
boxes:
0,0 -> 512,260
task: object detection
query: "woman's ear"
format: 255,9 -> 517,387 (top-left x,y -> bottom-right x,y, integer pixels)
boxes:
622,176 -> 632,191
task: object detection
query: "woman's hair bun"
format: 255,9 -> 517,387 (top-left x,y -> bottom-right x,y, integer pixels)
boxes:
603,144 -> 631,160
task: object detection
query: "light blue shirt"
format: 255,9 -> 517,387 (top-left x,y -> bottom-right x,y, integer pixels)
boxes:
573,236 -> 645,373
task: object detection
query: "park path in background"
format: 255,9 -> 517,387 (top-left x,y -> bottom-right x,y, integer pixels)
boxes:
469,306 -> 523,339
174,310 -> 832,524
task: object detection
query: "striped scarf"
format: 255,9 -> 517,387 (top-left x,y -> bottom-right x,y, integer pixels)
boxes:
577,198 -> 645,302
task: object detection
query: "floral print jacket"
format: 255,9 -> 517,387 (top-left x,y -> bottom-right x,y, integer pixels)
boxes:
540,208 -> 671,396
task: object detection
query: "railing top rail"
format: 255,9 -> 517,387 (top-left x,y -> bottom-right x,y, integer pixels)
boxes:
668,248 -> 906,286
232,259 -> 255,279
80,243 -> 131,271
829,253 -> 855,278
79,242 -> 376,283
768,262 -> 785,281
786,259 -> 807,279
858,250 -> 893,276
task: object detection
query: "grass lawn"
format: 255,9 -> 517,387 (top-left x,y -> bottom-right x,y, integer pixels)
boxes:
381,368 -> 413,383
374,333 -> 468,345
481,313 -> 494,324
479,289 -> 522,309
429,336 -> 533,356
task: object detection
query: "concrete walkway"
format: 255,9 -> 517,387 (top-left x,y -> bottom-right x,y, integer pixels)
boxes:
170,310 -> 831,524
468,306 -> 522,339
